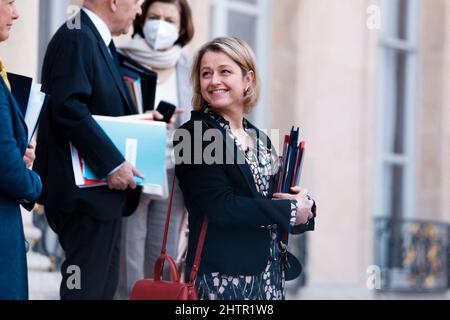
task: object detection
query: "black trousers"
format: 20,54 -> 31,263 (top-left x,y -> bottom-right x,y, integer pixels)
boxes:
49,209 -> 121,300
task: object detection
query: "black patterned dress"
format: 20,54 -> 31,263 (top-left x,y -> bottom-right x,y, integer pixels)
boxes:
195,109 -> 297,300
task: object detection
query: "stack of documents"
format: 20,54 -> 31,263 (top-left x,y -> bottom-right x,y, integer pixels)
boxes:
71,115 -> 167,198
118,53 -> 157,113
275,127 -> 306,193
122,67 -> 144,113
7,72 -> 49,143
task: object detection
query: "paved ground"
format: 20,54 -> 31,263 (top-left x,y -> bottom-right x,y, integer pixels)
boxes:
28,269 -> 450,300
286,283 -> 450,300
29,270 -> 61,300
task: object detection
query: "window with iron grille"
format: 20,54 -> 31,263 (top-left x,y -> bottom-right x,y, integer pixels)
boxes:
372,0 -> 450,293
376,0 -> 419,250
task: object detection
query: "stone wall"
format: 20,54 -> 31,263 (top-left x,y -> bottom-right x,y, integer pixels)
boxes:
270,0 -> 379,286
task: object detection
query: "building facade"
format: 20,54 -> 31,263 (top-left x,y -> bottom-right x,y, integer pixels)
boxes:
1,0 -> 449,298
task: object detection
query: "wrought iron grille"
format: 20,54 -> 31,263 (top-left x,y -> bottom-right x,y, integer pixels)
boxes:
375,217 -> 448,292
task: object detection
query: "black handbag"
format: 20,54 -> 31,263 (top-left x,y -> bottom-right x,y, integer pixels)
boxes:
281,203 -> 316,281
282,250 -> 303,281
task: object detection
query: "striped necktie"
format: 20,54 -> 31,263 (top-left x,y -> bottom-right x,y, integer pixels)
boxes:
0,56 -> 11,91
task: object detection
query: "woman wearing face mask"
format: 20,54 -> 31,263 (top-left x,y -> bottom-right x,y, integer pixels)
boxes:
115,0 -> 194,299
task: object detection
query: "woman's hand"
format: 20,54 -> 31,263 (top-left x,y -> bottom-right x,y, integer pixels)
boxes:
145,109 -> 164,120
23,142 -> 36,168
273,186 -> 314,225
168,108 -> 185,130
145,108 -> 185,130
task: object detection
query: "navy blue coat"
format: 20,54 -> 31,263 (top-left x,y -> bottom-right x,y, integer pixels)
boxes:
0,78 -> 42,300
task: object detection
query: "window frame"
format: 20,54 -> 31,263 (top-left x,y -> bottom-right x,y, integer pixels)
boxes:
375,0 -> 421,219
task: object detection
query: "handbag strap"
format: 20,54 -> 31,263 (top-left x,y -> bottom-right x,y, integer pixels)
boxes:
185,119 -> 218,282
160,174 -> 177,256
160,119 -> 221,282
161,167 -> 208,284
189,216 -> 208,283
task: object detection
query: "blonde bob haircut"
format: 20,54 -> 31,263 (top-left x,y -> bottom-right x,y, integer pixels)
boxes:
191,37 -> 261,114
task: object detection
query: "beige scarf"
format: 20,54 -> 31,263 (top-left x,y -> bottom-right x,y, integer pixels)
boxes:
118,35 -> 182,70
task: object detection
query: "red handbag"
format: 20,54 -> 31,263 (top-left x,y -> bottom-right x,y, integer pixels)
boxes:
130,176 -> 208,300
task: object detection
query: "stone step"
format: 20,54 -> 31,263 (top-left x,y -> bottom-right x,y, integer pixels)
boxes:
28,270 -> 61,300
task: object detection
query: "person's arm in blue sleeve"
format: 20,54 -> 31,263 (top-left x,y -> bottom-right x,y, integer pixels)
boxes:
0,95 -> 42,203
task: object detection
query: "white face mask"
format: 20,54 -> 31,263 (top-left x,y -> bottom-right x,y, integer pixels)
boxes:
143,20 -> 179,50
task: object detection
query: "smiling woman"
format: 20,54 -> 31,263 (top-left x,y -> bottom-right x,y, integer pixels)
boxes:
199,50 -> 255,118
192,37 -> 260,116
174,37 -> 316,300
0,0 -> 43,300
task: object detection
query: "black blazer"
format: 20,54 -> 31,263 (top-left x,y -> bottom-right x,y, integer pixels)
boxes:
34,11 -> 140,224
174,111 -> 314,277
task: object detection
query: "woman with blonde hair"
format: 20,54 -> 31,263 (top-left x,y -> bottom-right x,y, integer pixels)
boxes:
174,37 -> 316,300
0,0 -> 42,299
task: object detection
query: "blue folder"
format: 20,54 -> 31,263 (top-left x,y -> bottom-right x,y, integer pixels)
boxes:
83,115 -> 167,195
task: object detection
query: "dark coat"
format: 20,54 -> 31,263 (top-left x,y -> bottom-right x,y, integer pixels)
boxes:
0,78 -> 42,300
34,10 -> 140,228
175,111 -> 314,278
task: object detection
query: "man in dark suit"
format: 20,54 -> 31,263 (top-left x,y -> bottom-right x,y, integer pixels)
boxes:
34,0 -> 142,299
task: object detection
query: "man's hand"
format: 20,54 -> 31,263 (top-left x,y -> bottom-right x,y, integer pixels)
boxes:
107,161 -> 144,190
23,142 -> 36,168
